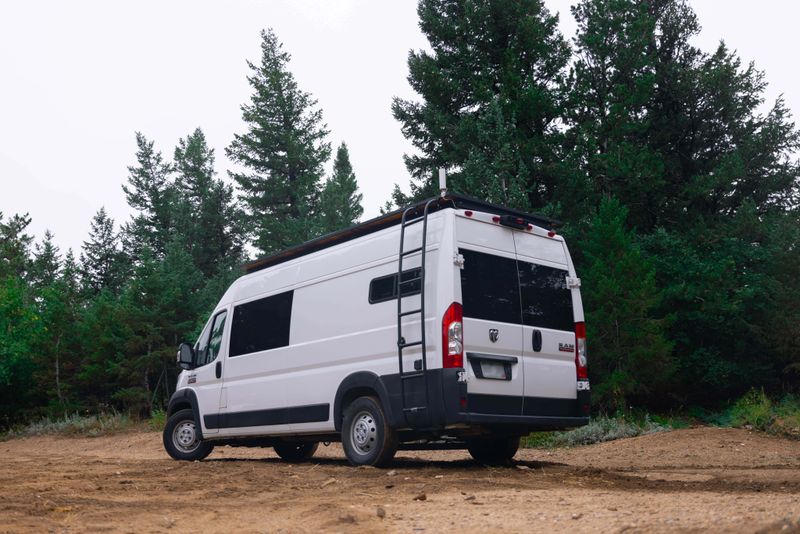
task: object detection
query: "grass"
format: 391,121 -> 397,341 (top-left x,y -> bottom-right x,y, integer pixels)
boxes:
522,414 -> 672,448
717,389 -> 800,438
0,411 -> 167,441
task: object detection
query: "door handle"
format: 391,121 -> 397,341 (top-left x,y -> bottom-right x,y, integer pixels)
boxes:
532,330 -> 542,352
215,361 -> 222,379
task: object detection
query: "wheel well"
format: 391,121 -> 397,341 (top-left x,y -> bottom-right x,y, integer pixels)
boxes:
168,401 -> 192,417
339,387 -> 378,424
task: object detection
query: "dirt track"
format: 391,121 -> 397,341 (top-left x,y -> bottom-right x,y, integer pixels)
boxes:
1,427 -> 799,533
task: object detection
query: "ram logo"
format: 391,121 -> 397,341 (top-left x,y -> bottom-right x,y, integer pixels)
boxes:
558,343 -> 575,353
489,328 -> 499,343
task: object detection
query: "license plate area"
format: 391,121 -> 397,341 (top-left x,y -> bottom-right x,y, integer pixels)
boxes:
467,353 -> 516,381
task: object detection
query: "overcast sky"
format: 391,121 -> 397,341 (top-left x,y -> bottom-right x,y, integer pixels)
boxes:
1,0 -> 798,255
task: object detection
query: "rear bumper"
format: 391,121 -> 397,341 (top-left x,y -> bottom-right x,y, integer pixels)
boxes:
452,412 -> 589,430
380,368 -> 590,432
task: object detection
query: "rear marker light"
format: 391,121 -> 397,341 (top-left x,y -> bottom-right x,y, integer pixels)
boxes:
548,231 -> 556,237
575,322 -> 588,380
527,224 -> 533,231
492,216 -> 500,223
442,302 -> 463,368
465,210 -> 473,217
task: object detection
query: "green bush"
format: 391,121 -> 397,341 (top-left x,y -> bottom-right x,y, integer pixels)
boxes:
1,412 -> 135,440
522,414 -> 670,448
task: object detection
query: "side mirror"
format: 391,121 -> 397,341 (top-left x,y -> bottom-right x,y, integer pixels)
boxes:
177,343 -> 195,370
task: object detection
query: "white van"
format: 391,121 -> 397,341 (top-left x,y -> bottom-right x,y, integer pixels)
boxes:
163,194 -> 589,466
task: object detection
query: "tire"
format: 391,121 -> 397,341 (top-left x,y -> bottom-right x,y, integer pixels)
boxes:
467,436 -> 520,465
341,396 -> 398,467
274,441 -> 319,462
163,408 -> 214,461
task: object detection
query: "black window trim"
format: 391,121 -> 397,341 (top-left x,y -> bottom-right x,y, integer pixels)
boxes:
368,267 -> 422,304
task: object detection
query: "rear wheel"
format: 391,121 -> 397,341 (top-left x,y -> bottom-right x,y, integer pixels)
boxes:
341,396 -> 398,467
467,436 -> 520,465
163,408 -> 214,461
274,441 -> 319,462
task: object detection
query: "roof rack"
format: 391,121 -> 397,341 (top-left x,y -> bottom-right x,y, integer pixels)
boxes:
242,193 -> 560,274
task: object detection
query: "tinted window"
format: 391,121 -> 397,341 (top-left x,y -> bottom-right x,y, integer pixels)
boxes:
459,249 -> 521,324
369,268 -> 422,304
518,260 -> 573,331
230,291 -> 293,357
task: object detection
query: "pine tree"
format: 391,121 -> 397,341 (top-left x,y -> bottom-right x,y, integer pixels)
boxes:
122,133 -> 175,257
80,207 -> 127,296
30,230 -> 60,290
318,142 -> 364,233
391,0 -> 571,209
226,29 -> 331,255
0,212 -> 33,279
582,197 -> 673,411
174,127 -> 244,276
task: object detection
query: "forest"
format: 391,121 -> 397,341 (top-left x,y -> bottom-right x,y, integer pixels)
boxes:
1,0 -> 798,428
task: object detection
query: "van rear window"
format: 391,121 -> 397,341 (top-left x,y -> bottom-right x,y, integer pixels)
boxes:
517,260 -> 574,331
229,291 -> 293,357
459,249 -> 521,324
459,248 -> 573,331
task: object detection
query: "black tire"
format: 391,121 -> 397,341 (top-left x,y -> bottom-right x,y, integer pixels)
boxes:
274,441 -> 319,462
341,396 -> 398,467
466,436 -> 520,465
163,408 -> 214,461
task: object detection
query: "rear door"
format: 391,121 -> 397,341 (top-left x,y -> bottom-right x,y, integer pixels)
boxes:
457,217 -> 524,415
513,234 -> 577,415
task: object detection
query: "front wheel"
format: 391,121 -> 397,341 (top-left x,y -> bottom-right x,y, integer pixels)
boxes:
274,441 -> 319,462
467,436 -> 520,465
163,409 -> 214,461
341,396 -> 398,467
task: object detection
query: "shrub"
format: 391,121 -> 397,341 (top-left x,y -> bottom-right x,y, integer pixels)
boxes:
522,414 -> 670,448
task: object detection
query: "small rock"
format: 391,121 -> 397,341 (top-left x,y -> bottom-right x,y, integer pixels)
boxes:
386,470 -> 397,476
465,495 -> 476,501
321,478 -> 336,487
376,506 -> 386,519
413,492 -> 427,501
572,513 -> 583,520
434,475 -> 443,479
339,514 -> 356,524
515,465 -> 531,471
385,484 -> 395,489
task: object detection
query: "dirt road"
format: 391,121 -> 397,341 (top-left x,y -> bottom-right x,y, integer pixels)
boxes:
1,427 -> 798,533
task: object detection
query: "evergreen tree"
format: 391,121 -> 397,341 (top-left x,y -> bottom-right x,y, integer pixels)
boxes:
391,0 -> 571,209
318,142 -> 364,233
581,198 -> 673,411
226,29 -> 331,255
122,133 -> 175,257
174,127 -> 244,275
0,212 -> 33,279
30,230 -> 60,290
80,207 -> 127,296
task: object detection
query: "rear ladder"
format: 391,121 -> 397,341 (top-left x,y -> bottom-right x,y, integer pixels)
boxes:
397,199 -> 437,427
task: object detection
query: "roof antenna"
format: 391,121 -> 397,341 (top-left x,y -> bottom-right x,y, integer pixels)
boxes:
439,168 -> 447,197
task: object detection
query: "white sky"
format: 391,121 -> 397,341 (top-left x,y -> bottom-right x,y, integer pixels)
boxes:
1,0 -> 798,255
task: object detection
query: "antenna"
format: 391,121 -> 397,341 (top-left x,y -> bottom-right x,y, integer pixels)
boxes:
439,168 -> 447,197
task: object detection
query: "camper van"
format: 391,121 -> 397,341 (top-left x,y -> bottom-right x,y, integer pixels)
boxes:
163,194 -> 590,466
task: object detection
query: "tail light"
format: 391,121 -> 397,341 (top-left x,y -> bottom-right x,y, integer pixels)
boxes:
575,322 -> 588,379
442,302 -> 463,368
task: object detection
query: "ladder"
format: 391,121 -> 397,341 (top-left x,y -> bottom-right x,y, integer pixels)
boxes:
397,198 -> 437,427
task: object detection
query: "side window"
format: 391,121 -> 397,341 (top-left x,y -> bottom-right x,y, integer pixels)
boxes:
459,249 -> 521,324
195,311 -> 227,367
369,268 -> 422,304
194,322 -> 212,366
229,291 -> 293,357
518,260 -> 573,331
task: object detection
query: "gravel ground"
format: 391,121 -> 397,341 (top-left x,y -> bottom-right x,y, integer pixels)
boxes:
1,426 -> 799,533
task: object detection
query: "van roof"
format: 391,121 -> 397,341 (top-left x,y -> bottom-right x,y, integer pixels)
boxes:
243,193 -> 559,274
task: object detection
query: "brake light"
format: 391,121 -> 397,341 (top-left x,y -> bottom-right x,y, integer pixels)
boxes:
575,322 -> 588,379
442,302 -> 463,368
